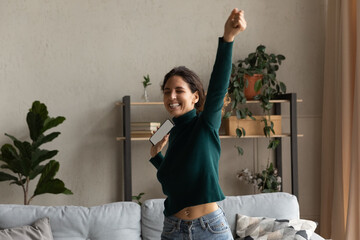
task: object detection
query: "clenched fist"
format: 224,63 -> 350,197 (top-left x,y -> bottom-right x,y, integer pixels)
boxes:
223,8 -> 247,42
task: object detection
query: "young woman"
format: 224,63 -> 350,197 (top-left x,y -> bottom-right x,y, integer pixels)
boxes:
149,8 -> 247,240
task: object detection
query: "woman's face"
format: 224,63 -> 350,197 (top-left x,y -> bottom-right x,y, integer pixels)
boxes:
163,75 -> 199,118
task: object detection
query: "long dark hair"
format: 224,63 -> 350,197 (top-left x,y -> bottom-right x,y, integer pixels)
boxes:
161,66 -> 205,113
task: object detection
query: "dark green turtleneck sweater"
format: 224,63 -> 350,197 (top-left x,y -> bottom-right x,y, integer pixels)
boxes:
150,38 -> 233,217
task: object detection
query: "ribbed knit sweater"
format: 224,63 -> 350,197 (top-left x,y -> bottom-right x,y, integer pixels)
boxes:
149,38 -> 233,217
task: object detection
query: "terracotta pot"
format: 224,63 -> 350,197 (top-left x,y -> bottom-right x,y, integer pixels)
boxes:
244,74 -> 263,100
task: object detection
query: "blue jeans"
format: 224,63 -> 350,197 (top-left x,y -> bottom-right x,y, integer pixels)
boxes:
161,207 -> 234,240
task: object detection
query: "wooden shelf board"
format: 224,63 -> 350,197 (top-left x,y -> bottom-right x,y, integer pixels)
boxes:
116,101 -> 163,106
116,133 -> 304,141
116,99 -> 303,106
219,134 -> 304,139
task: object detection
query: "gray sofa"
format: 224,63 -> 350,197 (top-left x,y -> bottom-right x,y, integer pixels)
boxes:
0,192 -> 324,240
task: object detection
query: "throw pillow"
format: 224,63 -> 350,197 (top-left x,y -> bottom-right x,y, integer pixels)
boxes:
235,214 -> 317,240
0,217 -> 54,240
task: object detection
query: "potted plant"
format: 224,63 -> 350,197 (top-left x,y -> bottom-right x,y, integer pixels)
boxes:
224,44 -> 286,153
237,162 -> 281,193
0,101 -> 73,205
222,45 -> 286,190
142,74 -> 152,102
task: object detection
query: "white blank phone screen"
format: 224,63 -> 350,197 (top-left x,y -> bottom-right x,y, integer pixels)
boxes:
149,120 -> 174,145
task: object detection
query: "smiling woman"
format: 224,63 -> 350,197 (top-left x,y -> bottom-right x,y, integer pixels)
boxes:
148,8 -> 247,240
162,68 -> 204,117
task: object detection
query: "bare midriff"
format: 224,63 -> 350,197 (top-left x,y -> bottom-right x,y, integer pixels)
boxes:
173,202 -> 219,220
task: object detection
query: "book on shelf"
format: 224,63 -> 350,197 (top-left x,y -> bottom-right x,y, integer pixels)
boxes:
131,122 -> 160,131
131,122 -> 161,127
131,130 -> 153,138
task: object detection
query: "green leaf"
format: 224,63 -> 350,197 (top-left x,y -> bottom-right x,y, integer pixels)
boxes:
235,146 -> 244,155
256,45 -> 266,53
249,114 -> 256,121
242,128 -> 246,136
32,132 -> 61,149
31,149 -> 58,169
263,127 -> 271,137
29,165 -> 45,180
38,160 -> 59,184
254,79 -> 262,92
236,128 -> 242,137
30,101 -> 49,121
223,112 -> 231,119
243,77 -> 249,89
268,73 -> 276,81
268,140 -> 280,149
42,117 -> 65,134
34,178 -> 73,196
277,54 -> 286,64
0,171 -> 18,182
253,95 -> 261,100
13,140 -> 32,176
0,144 -> 22,174
240,109 -> 247,119
277,54 -> 285,60
268,162 -> 274,170
13,140 -> 32,159
4,134 -> 19,143
26,111 -> 44,142
280,82 -> 286,93
236,110 -> 242,119
33,160 -> 72,197
142,74 -> 151,88
264,103 -> 273,111
27,101 -> 52,141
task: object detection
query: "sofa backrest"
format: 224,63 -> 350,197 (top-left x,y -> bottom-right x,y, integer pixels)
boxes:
0,202 -> 141,240
141,192 -> 300,240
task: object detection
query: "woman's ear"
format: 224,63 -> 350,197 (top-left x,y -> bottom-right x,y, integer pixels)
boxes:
193,91 -> 199,104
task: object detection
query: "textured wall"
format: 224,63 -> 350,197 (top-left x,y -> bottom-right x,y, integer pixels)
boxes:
0,0 -> 325,223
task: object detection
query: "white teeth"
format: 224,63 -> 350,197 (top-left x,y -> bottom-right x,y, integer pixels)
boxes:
170,103 -> 180,108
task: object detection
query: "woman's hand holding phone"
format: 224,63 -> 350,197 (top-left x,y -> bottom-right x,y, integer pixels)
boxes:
150,133 -> 169,157
149,119 -> 173,157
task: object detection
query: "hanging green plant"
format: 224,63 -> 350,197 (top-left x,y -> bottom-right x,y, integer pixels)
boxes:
225,44 -> 286,153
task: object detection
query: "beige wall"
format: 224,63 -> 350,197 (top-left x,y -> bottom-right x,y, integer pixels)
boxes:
0,0 -> 325,223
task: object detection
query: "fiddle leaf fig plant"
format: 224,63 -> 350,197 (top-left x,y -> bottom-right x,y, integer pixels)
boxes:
0,101 -> 73,205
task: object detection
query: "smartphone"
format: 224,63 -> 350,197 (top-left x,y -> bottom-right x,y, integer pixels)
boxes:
149,119 -> 174,145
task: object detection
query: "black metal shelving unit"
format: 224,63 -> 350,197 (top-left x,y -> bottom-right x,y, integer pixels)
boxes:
118,93 -> 299,201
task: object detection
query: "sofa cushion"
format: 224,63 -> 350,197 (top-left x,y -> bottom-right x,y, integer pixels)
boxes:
0,217 -> 53,240
141,199 -> 165,240
141,192 -> 300,240
218,192 -> 300,236
235,214 -> 317,240
0,202 -> 141,240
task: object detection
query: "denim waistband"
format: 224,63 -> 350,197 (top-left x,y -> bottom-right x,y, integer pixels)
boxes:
164,206 -> 225,229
